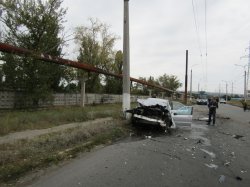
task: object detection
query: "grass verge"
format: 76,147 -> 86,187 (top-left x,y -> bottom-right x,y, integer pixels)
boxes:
0,119 -> 130,184
227,100 -> 250,108
0,104 -> 123,136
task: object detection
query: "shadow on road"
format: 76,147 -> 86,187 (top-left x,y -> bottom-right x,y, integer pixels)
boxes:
125,122 -> 176,143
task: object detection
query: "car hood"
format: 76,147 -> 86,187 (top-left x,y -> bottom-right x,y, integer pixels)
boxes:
137,98 -> 170,108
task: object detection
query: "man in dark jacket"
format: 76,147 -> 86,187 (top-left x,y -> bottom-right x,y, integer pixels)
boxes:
207,97 -> 218,125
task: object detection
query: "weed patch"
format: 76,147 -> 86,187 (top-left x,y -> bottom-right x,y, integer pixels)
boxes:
0,104 -> 123,135
0,119 -> 129,184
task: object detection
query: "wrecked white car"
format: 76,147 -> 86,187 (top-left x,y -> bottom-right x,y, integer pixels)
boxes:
126,98 -> 193,130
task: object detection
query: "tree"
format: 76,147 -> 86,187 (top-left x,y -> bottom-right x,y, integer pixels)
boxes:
131,77 -> 148,95
105,50 -> 123,94
131,74 -> 182,96
157,74 -> 182,96
0,0 -> 67,107
75,18 -> 118,93
146,76 -> 161,96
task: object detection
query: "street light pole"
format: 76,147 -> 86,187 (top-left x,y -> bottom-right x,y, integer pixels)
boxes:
123,0 -> 130,118
235,64 -> 247,101
219,83 -> 221,98
248,42 -> 250,99
240,42 -> 250,99
184,50 -> 188,104
190,69 -> 192,101
226,82 -> 228,101
244,70 -> 247,101
222,80 -> 228,102
231,81 -> 233,96
189,64 -> 198,101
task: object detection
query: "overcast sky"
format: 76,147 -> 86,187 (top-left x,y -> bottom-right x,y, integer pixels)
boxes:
62,0 -> 250,95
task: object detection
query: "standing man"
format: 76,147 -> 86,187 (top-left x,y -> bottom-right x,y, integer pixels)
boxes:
207,97 -> 218,125
242,100 -> 247,112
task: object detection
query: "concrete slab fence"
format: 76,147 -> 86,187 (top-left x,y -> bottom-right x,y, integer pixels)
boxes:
0,91 -> 148,109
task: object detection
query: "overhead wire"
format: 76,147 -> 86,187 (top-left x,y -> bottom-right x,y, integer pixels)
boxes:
204,0 -> 208,91
191,0 -> 203,57
191,0 -> 210,92
205,0 -> 207,57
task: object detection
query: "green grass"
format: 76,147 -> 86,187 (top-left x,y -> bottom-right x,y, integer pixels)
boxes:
227,100 -> 250,108
0,120 -> 130,184
0,104 -> 123,136
0,103 -> 132,184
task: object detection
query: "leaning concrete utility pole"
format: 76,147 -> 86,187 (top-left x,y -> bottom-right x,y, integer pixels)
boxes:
184,50 -> 188,104
0,42 -> 175,93
123,0 -> 130,117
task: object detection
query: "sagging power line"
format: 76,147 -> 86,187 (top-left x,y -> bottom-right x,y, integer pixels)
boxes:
191,0 -> 209,91
192,0 -> 202,57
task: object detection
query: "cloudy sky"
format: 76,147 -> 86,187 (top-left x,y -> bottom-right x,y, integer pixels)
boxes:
62,0 -> 250,95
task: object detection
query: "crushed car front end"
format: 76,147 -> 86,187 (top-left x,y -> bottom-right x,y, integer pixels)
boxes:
126,98 -> 176,130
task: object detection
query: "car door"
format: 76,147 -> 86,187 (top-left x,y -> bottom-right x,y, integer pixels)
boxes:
171,106 -> 193,127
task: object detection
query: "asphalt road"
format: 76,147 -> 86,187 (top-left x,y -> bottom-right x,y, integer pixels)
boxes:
23,104 -> 250,187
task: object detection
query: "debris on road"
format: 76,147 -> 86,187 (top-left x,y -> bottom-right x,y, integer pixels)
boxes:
231,152 -> 235,157
200,149 -> 216,158
236,176 -> 243,181
219,175 -> 226,183
196,139 -> 203,144
194,117 -> 209,121
150,138 -> 165,143
232,134 -> 244,139
241,170 -> 247,173
218,131 -> 231,136
205,163 -> 218,169
217,116 -> 231,120
218,131 -> 244,140
223,161 -> 230,166
184,137 -> 188,140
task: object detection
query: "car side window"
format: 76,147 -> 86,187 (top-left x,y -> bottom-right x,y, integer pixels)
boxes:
175,106 -> 193,115
172,101 -> 185,110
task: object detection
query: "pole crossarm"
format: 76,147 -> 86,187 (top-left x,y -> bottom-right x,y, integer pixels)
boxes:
0,42 -> 175,93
